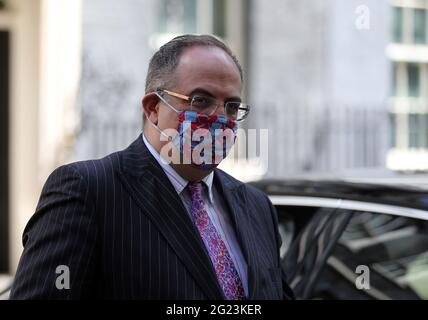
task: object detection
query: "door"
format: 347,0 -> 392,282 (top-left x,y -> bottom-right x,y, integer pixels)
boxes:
0,31 -> 10,273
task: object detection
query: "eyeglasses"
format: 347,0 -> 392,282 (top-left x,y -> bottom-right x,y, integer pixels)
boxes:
156,89 -> 250,122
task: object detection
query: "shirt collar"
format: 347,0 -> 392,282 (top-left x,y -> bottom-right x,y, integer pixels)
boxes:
142,133 -> 214,203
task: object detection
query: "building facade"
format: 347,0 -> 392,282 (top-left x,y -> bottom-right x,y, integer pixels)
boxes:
388,0 -> 428,170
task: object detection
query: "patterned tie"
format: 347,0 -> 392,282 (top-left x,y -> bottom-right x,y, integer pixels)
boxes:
187,181 -> 244,300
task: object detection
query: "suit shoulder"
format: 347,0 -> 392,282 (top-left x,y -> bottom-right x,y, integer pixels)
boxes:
215,168 -> 271,204
244,183 -> 271,201
58,151 -> 122,179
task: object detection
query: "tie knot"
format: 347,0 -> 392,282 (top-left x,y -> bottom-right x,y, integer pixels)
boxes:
187,181 -> 203,199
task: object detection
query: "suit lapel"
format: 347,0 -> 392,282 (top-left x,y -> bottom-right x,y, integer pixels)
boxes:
213,170 -> 261,300
117,135 -> 224,299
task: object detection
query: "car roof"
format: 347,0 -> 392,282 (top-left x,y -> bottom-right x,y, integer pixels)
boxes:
249,178 -> 428,211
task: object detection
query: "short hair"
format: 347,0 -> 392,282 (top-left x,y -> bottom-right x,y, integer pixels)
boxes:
144,34 -> 243,94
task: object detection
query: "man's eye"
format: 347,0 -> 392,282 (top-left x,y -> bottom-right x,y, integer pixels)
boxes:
191,96 -> 212,109
226,102 -> 240,113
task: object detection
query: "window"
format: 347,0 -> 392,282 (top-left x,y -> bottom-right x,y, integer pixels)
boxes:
414,8 -> 427,44
158,0 -> 197,34
393,7 -> 403,43
420,113 -> 428,148
392,6 -> 428,44
392,61 -> 422,97
390,61 -> 428,149
392,62 -> 398,96
390,113 -> 397,148
213,0 -> 226,38
156,0 -> 229,37
425,114 -> 428,148
407,63 -> 420,97
408,113 -> 428,149
276,205 -> 319,259
409,113 -> 420,147
390,112 -> 428,149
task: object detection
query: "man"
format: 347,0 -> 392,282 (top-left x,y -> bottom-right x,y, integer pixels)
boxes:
11,35 -> 294,300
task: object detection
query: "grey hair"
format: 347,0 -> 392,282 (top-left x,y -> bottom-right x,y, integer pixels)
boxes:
144,34 -> 243,94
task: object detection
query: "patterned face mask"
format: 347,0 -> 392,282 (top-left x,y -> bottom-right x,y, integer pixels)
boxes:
149,94 -> 238,170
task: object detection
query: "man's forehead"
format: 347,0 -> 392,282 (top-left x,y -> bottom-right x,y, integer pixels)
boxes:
177,46 -> 239,74
179,45 -> 233,62
174,46 -> 242,96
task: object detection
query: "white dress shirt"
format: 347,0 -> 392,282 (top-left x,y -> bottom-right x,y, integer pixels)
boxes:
142,134 -> 248,297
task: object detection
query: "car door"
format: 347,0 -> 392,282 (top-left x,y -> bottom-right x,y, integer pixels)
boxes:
277,201 -> 428,300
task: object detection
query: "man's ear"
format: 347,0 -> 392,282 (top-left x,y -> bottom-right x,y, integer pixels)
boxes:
142,92 -> 160,124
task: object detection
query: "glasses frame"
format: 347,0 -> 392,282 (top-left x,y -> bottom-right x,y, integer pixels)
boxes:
156,89 -> 250,122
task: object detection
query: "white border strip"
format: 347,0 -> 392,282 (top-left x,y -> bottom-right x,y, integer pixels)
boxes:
269,195 -> 428,221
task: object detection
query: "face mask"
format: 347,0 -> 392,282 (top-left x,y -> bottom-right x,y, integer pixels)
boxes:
148,94 -> 238,170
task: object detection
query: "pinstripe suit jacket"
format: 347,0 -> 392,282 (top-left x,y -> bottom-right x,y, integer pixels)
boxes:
10,135 -> 294,300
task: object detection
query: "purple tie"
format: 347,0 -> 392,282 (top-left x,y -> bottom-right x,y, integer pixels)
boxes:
187,181 -> 244,300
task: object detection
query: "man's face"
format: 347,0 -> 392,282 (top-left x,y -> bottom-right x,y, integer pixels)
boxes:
157,45 -> 242,133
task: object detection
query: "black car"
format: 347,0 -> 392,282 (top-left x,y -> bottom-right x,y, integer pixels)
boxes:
250,178 -> 428,300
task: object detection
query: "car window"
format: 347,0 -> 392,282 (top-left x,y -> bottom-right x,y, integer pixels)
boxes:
312,211 -> 428,300
279,205 -> 353,299
275,205 -> 319,259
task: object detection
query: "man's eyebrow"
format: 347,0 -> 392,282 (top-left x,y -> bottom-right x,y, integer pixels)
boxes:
188,88 -> 241,102
188,88 -> 215,98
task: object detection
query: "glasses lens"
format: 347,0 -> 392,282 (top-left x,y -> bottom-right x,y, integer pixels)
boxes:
226,102 -> 249,121
191,96 -> 216,114
225,102 -> 239,120
190,95 -> 250,121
